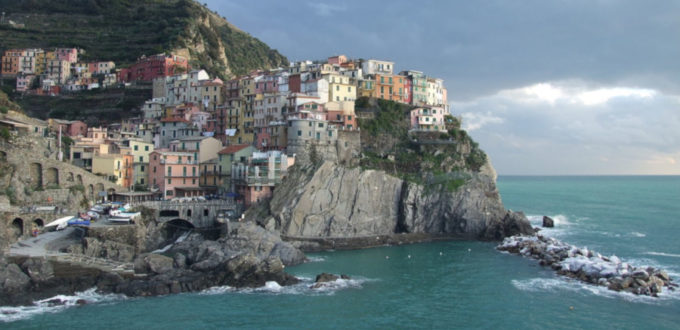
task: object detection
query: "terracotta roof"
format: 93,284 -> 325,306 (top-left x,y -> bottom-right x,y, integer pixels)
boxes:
218,144 -> 251,155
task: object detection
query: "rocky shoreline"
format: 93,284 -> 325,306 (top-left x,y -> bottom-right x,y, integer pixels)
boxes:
498,234 -> 677,297
0,222 -> 305,307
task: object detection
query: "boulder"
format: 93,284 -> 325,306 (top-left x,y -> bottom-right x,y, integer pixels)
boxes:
173,253 -> 187,269
315,273 -> 339,283
21,258 -> 55,283
542,216 -> 554,228
138,254 -> 174,274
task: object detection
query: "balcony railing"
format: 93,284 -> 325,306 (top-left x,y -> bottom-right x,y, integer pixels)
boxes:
160,159 -> 198,165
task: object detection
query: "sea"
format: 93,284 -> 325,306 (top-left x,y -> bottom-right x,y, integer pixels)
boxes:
2,176 -> 679,329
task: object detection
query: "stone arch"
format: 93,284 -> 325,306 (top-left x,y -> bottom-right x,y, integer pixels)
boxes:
46,167 -> 59,186
30,163 -> 43,188
76,174 -> 83,185
95,183 -> 104,195
87,184 -> 94,199
33,218 -> 44,228
11,218 -> 24,238
187,209 -> 192,217
67,172 -> 74,182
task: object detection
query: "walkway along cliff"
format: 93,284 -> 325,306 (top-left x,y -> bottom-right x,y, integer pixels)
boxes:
250,98 -> 533,250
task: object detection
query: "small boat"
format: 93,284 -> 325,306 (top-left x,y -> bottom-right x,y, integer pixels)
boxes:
45,216 -> 77,231
67,219 -> 91,227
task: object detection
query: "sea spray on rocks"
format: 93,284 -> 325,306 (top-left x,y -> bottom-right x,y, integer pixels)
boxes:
497,234 -> 677,297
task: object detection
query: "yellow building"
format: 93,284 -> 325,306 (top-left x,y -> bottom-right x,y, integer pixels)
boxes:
129,139 -> 154,186
92,153 -> 125,185
325,73 -> 356,103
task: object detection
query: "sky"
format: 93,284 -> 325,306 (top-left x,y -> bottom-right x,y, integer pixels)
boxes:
204,0 -> 680,175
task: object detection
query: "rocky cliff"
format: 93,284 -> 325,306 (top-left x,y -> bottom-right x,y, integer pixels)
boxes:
254,98 -> 532,248
260,160 -> 531,249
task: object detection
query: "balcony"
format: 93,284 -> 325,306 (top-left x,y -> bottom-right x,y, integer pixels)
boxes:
160,159 -> 199,165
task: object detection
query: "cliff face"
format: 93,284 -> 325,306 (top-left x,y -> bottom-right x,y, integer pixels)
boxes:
256,99 -> 532,245
261,159 -> 531,244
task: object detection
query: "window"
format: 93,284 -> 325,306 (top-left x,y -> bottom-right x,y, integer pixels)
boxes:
328,131 -> 333,137
141,165 -> 145,172
203,209 -> 209,216
309,122 -> 312,127
153,166 -> 156,173
348,116 -> 352,120
140,178 -> 145,184
193,178 -> 196,184
166,190 -> 173,196
145,146 -> 149,151
167,178 -> 172,184
139,156 -> 143,162
319,123 -> 324,128
134,145 -> 138,151
316,132 -> 320,140
297,130 -> 302,137
192,167 -> 196,175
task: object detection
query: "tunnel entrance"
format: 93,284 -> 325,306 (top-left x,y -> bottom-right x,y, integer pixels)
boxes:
11,218 -> 24,238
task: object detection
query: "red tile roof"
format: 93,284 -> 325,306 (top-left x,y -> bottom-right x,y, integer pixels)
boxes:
218,144 -> 251,155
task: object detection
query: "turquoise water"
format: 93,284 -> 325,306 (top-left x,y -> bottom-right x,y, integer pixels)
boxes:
3,176 -> 680,329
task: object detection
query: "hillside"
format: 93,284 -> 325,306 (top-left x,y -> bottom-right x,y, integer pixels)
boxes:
0,0 -> 289,78
356,97 -> 488,191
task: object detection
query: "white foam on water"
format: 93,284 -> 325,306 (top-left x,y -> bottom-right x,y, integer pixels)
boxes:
200,276 -> 374,297
644,252 -> 680,258
305,256 -> 326,263
512,277 -> 680,304
630,232 -> 646,238
0,288 -> 126,323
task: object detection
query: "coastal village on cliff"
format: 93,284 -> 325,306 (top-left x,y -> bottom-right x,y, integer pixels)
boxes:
1,49 -> 450,205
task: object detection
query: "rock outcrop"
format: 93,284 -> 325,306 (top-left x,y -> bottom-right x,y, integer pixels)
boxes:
260,160 -> 532,247
498,234 -> 677,297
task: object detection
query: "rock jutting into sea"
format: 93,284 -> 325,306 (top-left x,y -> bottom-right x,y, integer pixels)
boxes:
497,234 -> 677,297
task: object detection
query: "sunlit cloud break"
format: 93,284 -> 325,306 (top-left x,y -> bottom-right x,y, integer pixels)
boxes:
491,82 -> 657,107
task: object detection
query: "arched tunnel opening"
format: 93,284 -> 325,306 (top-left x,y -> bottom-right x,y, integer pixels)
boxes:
11,218 -> 24,238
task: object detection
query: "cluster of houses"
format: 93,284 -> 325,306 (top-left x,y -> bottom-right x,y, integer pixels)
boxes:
1,48 -> 189,95
3,52 -> 451,206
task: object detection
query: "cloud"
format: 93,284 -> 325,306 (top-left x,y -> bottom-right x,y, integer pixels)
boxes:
456,81 -> 680,174
307,3 -> 346,16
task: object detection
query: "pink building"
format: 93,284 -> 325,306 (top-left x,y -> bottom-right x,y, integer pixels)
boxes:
55,48 -> 78,63
149,150 -> 200,199
409,107 -> 446,132
16,73 -> 36,92
68,120 -> 88,137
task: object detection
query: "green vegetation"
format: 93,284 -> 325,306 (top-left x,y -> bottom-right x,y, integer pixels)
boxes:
15,88 -> 150,125
0,106 -> 8,114
69,184 -> 85,194
0,127 -> 10,141
0,0 -> 288,78
45,184 -> 61,190
357,97 -> 488,192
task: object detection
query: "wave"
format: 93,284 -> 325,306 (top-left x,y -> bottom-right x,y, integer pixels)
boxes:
0,288 -> 126,323
200,276 -> 374,297
644,252 -> 680,258
512,277 -> 680,304
526,214 -> 572,226
630,232 -> 646,238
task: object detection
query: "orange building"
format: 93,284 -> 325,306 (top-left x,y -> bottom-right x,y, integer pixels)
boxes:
374,74 -> 408,103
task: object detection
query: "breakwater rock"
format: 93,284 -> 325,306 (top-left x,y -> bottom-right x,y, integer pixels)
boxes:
498,235 -> 677,297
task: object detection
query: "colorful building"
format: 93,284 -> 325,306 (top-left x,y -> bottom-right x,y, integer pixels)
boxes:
409,107 -> 446,132
119,54 -> 189,83
148,150 -> 200,199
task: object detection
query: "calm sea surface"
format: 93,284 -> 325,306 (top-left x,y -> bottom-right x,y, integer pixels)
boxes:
3,176 -> 679,329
